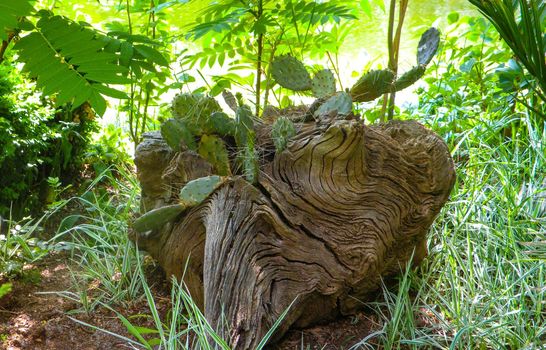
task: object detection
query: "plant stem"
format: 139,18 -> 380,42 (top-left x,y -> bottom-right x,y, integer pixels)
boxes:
255,0 -> 264,117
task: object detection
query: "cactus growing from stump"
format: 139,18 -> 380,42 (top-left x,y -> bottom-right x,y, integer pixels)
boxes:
271,27 -> 440,107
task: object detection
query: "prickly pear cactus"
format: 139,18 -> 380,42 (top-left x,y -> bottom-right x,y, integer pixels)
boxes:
235,105 -> 255,148
394,66 -> 426,91
350,69 -> 395,103
205,112 -> 236,137
179,175 -> 226,207
171,93 -> 200,120
222,90 -> 239,113
161,118 -> 197,151
198,134 -> 232,176
417,27 -> 440,66
197,96 -> 223,121
243,137 -> 259,184
271,55 -> 312,91
315,91 -> 353,120
312,69 -> 336,98
171,93 -> 222,134
133,203 -> 186,233
271,117 -> 296,152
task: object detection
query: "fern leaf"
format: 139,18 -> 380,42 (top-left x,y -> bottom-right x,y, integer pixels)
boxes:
0,0 -> 35,40
13,13 -> 129,116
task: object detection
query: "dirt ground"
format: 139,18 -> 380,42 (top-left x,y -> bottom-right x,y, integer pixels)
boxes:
0,252 -> 382,350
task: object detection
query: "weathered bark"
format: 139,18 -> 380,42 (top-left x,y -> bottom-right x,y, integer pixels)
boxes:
131,118 -> 455,349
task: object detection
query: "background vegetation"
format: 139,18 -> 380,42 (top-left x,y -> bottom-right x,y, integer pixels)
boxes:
0,0 -> 545,349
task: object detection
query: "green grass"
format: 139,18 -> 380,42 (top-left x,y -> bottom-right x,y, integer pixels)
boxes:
358,115 -> 545,350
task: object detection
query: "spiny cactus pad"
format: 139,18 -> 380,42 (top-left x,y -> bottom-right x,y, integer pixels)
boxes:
350,69 -> 395,102
206,112 -> 236,137
312,69 -> 336,98
198,134 -> 231,176
271,55 -> 312,91
243,137 -> 259,184
222,90 -> 238,112
271,117 -> 296,152
171,93 -> 200,119
171,93 -> 222,134
314,91 -> 353,120
133,204 -> 186,233
161,118 -> 197,151
417,27 -> 440,66
179,175 -> 226,207
235,105 -> 255,148
394,66 -> 427,91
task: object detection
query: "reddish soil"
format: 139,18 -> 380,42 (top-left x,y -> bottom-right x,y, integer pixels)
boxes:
0,252 -> 171,350
0,252 -> 383,350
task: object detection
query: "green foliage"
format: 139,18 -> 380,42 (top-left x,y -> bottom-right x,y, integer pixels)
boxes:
175,0 -> 356,113
0,57 -> 97,217
409,15 -> 516,145
0,283 -> 12,299
271,117 -> 296,152
0,0 -> 34,40
0,217 -> 49,278
84,124 -> 132,176
13,12 -> 129,116
1,1 -> 170,130
469,0 -> 546,106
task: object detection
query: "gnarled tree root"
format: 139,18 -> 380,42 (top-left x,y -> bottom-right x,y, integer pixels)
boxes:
131,119 -> 455,349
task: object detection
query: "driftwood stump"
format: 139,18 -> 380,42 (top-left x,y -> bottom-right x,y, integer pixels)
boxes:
131,118 -> 455,349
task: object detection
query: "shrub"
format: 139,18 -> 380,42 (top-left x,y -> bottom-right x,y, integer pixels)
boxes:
0,57 -> 98,218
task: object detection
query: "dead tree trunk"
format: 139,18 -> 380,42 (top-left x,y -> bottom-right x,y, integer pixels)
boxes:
131,118 -> 455,349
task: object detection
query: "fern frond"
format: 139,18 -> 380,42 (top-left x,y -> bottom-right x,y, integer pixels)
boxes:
0,0 -> 35,40
14,13 -> 131,116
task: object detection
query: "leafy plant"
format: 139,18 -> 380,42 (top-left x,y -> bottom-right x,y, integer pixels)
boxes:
166,0 -> 357,114
0,54 -> 98,217
0,0 -> 168,118
468,0 -> 546,114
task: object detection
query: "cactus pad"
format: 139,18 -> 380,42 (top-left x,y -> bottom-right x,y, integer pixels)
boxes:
133,204 -> 185,233
222,90 -> 238,112
314,92 -> 353,120
171,93 -> 222,135
271,117 -> 296,152
171,93 -> 200,119
243,137 -> 259,184
312,69 -> 336,98
271,55 -> 312,91
394,66 -> 427,91
205,112 -> 236,137
350,69 -> 395,102
417,27 -> 440,66
198,134 -> 231,176
179,175 -> 226,207
161,118 -> 197,151
235,105 -> 255,148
